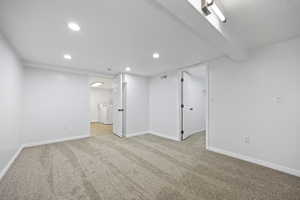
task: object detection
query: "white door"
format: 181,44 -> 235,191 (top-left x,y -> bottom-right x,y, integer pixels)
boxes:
112,74 -> 124,137
181,71 -> 205,140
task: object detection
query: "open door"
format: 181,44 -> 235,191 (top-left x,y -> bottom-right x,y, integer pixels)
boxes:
181,71 -> 206,140
112,73 -> 125,137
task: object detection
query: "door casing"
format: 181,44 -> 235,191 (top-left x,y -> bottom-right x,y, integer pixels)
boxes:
179,66 -> 209,148
112,73 -> 126,137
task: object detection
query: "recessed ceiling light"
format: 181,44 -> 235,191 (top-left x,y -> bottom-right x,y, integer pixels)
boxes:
68,22 -> 80,31
64,54 -> 72,60
125,67 -> 131,72
153,52 -> 160,59
90,82 -> 104,88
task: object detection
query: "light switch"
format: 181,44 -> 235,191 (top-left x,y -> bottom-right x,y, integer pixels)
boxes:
244,136 -> 250,144
274,96 -> 282,104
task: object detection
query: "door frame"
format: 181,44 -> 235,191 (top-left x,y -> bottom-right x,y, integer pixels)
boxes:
122,75 -> 127,137
179,65 -> 210,148
113,73 -> 126,137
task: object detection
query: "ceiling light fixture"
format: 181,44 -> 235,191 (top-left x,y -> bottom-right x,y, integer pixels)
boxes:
206,0 -> 213,5
90,82 -> 104,88
63,54 -> 72,60
125,67 -> 131,72
189,0 -> 226,23
68,22 -> 81,31
153,52 -> 160,59
208,1 -> 226,23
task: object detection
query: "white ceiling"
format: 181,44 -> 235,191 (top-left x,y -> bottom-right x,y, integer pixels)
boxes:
0,0 -> 222,76
155,0 -> 300,58
1,0 -> 299,77
219,0 -> 300,49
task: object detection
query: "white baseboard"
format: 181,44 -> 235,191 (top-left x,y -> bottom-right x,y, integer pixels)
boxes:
126,131 -> 149,138
0,145 -> 24,181
190,129 -> 206,134
90,121 -> 112,125
207,146 -> 300,177
0,135 -> 91,182
24,135 -> 90,148
149,131 -> 180,141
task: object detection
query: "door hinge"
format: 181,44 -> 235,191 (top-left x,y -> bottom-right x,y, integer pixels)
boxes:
118,109 -> 124,112
181,78 -> 184,82
181,130 -> 184,134
181,104 -> 184,108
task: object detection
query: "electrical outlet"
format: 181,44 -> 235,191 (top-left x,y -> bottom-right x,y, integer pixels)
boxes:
244,136 -> 250,144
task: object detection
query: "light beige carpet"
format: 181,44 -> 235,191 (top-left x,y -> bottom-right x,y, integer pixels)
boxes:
90,122 -> 113,136
0,133 -> 299,200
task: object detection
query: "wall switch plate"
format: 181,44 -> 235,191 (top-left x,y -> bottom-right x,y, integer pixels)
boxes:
274,96 -> 282,104
244,136 -> 250,144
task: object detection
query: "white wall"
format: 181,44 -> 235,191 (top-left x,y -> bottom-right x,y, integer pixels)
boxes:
22,67 -> 90,145
0,35 -> 23,176
124,74 -> 149,136
89,88 -> 112,123
149,71 -> 180,141
208,37 -> 300,175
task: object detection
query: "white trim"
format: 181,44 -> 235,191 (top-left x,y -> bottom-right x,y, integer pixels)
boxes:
178,65 -> 209,143
179,70 -> 184,141
205,65 -> 209,149
103,123 -> 113,125
121,73 -> 126,137
126,131 -> 149,138
0,145 -> 24,181
90,121 -> 112,125
207,146 -> 300,177
24,135 -> 90,148
0,135 -> 90,181
191,129 -> 206,134
23,60 -> 113,78
149,131 -> 181,141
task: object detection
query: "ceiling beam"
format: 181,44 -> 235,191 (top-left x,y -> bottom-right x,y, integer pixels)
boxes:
22,60 -> 114,78
151,0 -> 248,61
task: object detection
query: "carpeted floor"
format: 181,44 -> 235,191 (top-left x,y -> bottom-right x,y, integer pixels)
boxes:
0,132 -> 299,200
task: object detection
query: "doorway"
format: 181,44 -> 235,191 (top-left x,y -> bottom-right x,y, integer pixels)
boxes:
89,74 -> 126,137
89,77 -> 114,137
180,65 -> 208,143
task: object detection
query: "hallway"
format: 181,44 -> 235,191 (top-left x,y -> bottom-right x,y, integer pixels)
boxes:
90,122 -> 113,137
